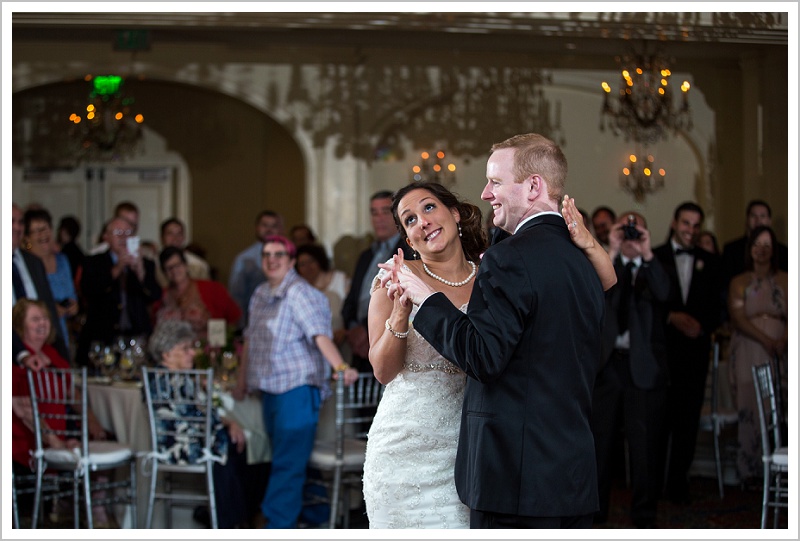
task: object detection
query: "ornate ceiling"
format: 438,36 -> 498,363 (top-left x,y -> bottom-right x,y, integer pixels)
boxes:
12,11 -> 789,67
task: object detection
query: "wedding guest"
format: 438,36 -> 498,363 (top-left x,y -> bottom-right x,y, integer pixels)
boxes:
156,217 -> 211,287
23,207 -> 79,355
295,244 -> 350,351
289,224 -> 317,247
232,235 -> 358,529
727,225 -> 787,484
57,215 -> 85,279
341,191 -> 414,372
592,205 -> 617,249
228,210 -> 284,328
722,200 -> 788,290
11,299 -> 113,526
76,216 -> 161,366
154,247 -> 242,340
697,230 -> 720,255
146,319 -> 250,529
653,201 -> 723,504
89,201 -> 140,255
592,211 -> 670,528
12,203 -> 69,366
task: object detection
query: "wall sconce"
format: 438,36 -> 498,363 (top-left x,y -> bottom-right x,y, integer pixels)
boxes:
620,152 -> 666,202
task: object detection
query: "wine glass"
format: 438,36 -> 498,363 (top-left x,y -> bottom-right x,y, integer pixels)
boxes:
119,349 -> 135,380
88,341 -> 104,377
101,345 -> 116,380
220,351 -> 238,387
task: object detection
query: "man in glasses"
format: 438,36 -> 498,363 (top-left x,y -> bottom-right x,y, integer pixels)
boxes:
76,216 -> 161,366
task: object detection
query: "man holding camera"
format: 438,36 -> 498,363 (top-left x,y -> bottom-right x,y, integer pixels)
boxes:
76,216 -> 162,366
653,202 -> 722,504
592,211 -> 670,528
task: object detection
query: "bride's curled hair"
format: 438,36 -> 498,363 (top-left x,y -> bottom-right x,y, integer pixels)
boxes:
391,181 -> 488,265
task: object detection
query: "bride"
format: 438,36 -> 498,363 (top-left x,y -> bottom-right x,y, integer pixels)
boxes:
362,182 -> 614,528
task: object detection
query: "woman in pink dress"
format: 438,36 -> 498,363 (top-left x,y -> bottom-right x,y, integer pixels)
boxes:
727,225 -> 788,484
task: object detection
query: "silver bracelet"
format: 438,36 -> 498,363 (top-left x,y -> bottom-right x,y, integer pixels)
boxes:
385,318 -> 411,339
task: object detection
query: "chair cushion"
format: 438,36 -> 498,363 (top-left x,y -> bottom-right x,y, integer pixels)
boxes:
43,441 -> 133,469
308,439 -> 366,469
717,412 -> 739,425
42,448 -> 82,467
771,447 -> 789,467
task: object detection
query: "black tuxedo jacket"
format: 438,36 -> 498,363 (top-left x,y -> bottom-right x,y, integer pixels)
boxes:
77,251 -> 161,363
13,250 -> 70,361
652,243 -> 722,356
341,236 -> 414,331
414,214 -> 605,517
601,256 -> 670,390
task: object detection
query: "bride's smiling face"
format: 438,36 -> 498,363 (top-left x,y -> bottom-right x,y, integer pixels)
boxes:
397,188 -> 460,258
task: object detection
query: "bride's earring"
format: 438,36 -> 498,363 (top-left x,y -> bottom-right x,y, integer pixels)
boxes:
458,223 -> 462,238
413,250 -> 419,260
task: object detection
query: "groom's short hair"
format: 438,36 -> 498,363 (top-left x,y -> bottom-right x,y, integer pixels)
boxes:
490,133 -> 567,201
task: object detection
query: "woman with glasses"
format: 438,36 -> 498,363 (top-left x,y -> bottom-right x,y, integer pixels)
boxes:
146,319 -> 250,528
232,235 -> 359,529
154,246 -> 242,340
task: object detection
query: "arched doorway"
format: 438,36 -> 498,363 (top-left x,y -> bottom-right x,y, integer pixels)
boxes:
13,79 -> 306,284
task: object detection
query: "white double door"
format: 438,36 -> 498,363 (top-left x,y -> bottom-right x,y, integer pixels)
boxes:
12,164 -> 176,250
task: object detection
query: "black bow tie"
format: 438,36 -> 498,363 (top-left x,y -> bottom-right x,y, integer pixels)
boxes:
674,248 -> 693,256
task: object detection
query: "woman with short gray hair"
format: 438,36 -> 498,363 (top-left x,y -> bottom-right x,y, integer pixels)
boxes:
145,319 -> 250,528
147,319 -> 195,363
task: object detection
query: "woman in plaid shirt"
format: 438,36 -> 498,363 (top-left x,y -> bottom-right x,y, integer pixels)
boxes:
233,235 -> 358,529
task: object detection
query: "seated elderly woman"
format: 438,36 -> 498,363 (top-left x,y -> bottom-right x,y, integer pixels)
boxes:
11,299 -> 114,527
145,319 -> 249,529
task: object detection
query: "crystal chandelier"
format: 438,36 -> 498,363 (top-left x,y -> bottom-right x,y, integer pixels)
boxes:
411,150 -> 457,185
600,42 -> 692,145
68,74 -> 145,163
283,64 -> 564,163
620,150 -> 666,202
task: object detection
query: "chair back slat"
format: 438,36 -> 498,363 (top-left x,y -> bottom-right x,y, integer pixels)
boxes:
141,367 -> 216,464
752,363 -> 781,453
334,373 -> 384,450
27,367 -> 89,457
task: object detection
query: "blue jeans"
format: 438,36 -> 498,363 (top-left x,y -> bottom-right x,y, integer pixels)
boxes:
260,385 -> 320,528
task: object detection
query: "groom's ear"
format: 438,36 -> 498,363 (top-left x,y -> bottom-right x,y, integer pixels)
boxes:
527,174 -> 545,200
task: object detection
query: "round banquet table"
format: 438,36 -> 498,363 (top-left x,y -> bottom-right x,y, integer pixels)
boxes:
86,378 -> 271,528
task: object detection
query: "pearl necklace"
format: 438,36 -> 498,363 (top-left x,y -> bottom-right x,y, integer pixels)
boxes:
422,260 -> 477,287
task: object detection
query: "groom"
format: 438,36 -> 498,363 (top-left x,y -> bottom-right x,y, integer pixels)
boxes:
396,133 -> 605,528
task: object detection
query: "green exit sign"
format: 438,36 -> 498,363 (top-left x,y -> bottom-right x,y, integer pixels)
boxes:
115,29 -> 151,51
93,75 -> 123,96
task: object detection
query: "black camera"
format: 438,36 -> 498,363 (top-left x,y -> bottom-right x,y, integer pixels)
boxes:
622,214 -> 641,240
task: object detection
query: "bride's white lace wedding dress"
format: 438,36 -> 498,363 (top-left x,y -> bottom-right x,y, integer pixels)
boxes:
362,269 -> 469,529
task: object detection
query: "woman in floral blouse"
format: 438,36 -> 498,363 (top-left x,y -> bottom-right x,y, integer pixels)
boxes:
146,319 -> 249,528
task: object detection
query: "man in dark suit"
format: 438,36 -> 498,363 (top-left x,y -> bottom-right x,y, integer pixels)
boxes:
653,201 -> 723,504
592,211 -> 669,528
341,190 -> 414,372
11,203 -> 70,365
396,134 -> 605,528
76,216 -> 161,366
